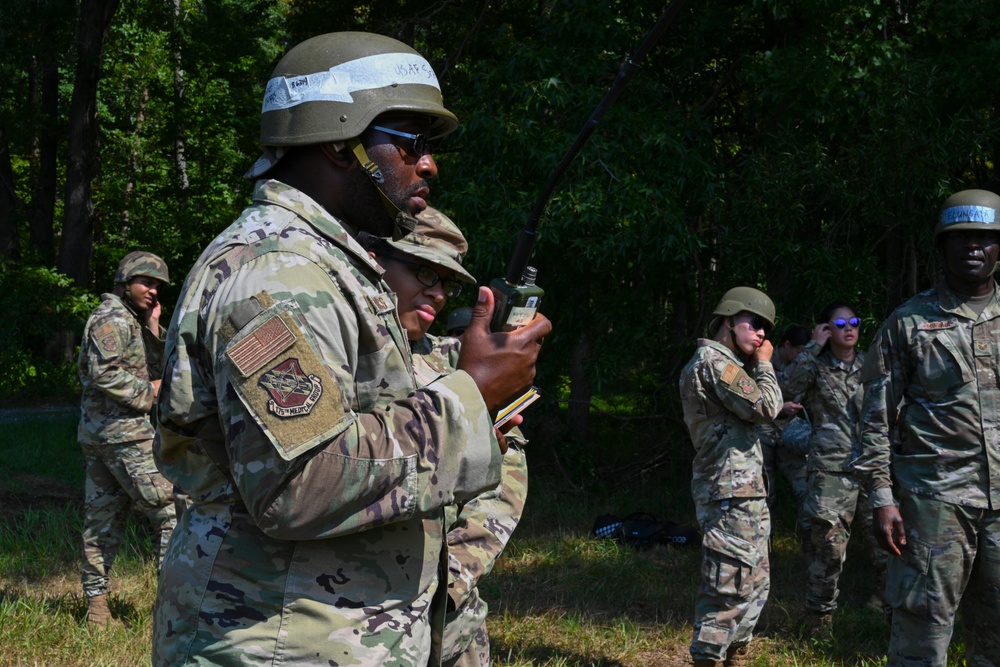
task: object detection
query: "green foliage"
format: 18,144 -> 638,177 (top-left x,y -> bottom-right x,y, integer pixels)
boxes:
0,265 -> 98,402
0,413 -> 81,488
3,0 -> 1000,437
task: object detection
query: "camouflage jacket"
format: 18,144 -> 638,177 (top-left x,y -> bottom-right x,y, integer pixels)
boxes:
854,280 -> 1000,509
680,339 -> 783,504
152,180 -> 503,667
783,342 -> 865,472
757,348 -> 799,447
411,334 -> 528,663
77,293 -> 163,445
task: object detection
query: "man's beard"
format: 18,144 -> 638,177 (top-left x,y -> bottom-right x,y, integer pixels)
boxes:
340,168 -> 394,237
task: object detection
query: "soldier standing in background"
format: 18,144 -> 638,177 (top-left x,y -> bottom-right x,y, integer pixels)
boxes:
152,33 -> 549,666
784,301 -> 887,637
362,206 -> 528,667
77,251 -> 176,627
680,287 -> 783,667
854,189 -> 1000,666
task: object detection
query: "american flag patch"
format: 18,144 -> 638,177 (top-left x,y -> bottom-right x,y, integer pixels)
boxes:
227,315 -> 296,377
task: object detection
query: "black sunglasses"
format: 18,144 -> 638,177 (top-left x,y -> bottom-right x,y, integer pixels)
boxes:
384,255 -> 463,299
370,126 -> 431,157
736,313 -> 771,333
833,317 -> 861,329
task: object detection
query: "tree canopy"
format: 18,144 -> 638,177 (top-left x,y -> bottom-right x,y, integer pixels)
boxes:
2,0 -> 999,438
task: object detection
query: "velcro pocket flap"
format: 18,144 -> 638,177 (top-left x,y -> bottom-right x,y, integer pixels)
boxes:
224,298 -> 350,462
702,525 -> 760,568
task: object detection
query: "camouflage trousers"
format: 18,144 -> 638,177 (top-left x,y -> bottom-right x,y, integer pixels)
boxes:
442,622 -> 489,667
691,497 -> 771,661
803,470 -> 887,613
81,440 -> 177,598
887,491 -> 1000,667
761,436 -> 809,536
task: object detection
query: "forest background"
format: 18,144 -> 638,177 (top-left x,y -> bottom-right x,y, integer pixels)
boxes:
2,0 -> 999,463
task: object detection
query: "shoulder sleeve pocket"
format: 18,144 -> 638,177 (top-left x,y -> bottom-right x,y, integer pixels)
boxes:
224,297 -> 352,462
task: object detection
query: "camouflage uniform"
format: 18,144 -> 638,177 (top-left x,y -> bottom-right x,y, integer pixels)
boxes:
757,351 -> 809,537
77,292 -> 176,598
783,342 -> 886,614
855,280 -> 1000,666
680,339 -> 782,662
152,179 -> 503,666
411,334 -> 528,667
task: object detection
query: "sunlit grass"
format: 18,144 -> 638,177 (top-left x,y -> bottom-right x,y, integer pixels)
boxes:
0,410 -> 974,665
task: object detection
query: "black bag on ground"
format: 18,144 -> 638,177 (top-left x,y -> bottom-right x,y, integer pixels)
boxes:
591,512 -> 700,549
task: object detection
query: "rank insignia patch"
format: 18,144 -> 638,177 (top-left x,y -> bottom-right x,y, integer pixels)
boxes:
259,358 -> 323,418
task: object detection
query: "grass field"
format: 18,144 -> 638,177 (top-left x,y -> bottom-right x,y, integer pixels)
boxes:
0,410 -> 968,666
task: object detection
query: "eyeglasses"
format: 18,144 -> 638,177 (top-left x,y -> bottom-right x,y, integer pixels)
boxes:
833,317 -> 861,329
370,126 -> 431,157
385,255 -> 463,298
737,313 -> 772,334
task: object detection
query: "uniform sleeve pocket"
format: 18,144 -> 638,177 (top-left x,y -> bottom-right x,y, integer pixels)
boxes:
223,298 -> 351,462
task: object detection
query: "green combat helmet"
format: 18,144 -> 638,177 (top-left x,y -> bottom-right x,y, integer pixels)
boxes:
709,286 -> 775,336
246,32 -> 458,178
446,307 -> 473,336
114,251 -> 170,285
244,32 -> 460,240
935,189 -> 1000,239
386,206 -> 476,285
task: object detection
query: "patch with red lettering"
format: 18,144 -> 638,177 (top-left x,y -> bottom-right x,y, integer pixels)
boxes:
258,358 -> 323,418
724,365 -> 761,402
92,323 -> 122,359
917,319 -> 957,331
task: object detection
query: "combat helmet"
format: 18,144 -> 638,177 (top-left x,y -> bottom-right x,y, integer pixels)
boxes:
114,251 -> 169,285
246,32 -> 458,179
935,189 -> 1000,239
710,286 -> 775,334
386,206 -> 476,284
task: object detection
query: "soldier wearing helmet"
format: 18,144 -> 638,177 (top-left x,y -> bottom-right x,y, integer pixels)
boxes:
855,188 -> 1000,666
679,286 -> 783,667
152,34 -> 550,666
361,206 -> 527,667
77,250 -> 176,628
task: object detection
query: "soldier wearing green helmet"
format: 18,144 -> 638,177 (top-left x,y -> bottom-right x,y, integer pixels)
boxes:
77,250 -> 176,628
854,188 -> 1000,666
680,286 -> 782,667
152,33 -> 551,666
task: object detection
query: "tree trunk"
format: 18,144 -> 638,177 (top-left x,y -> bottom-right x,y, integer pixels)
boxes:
171,0 -> 189,200
121,87 -> 150,233
0,126 -> 20,260
58,0 -> 121,286
29,55 -> 59,264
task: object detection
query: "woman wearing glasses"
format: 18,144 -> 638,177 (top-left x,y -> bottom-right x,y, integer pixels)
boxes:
679,287 -> 783,667
361,207 -> 528,667
784,301 -> 888,636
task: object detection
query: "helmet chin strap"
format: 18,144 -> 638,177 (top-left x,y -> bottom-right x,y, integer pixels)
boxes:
347,138 -> 416,241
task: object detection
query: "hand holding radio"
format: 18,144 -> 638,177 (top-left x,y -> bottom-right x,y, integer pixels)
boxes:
458,287 -> 552,417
